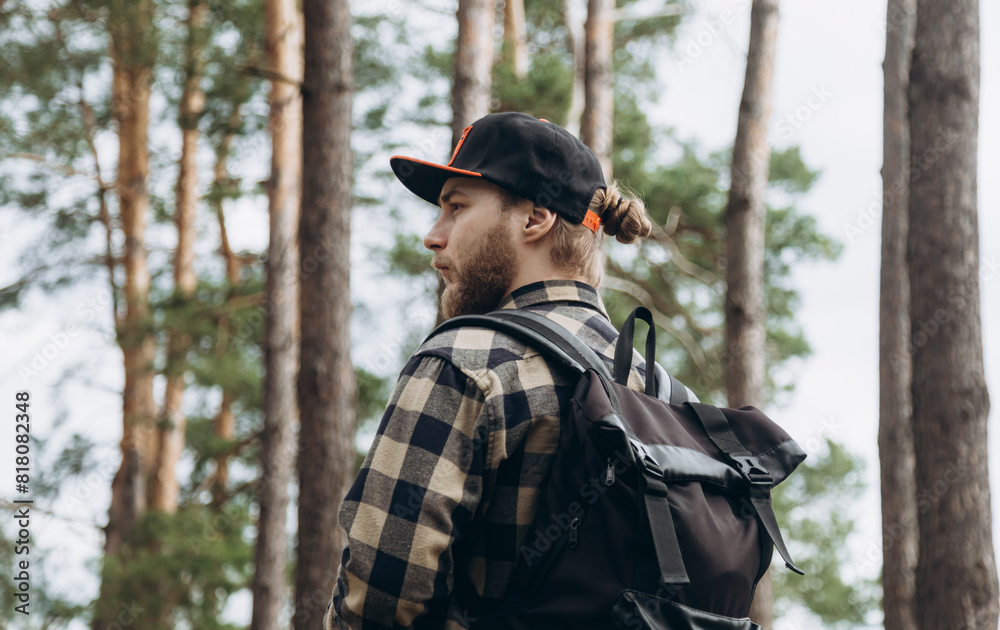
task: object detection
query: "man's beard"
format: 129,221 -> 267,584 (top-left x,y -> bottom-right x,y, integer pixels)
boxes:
437,217 -> 518,320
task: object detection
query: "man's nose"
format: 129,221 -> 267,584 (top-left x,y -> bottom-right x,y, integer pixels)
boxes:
424,216 -> 447,251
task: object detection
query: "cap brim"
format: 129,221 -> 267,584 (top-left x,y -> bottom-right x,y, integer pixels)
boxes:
390,155 -> 483,207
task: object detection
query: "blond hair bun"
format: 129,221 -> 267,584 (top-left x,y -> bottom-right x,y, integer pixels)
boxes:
589,182 -> 652,244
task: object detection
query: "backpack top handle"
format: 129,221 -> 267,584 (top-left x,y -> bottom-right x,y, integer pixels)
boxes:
613,307 -> 658,396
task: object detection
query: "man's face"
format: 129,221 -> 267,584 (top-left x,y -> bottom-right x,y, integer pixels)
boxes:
424,177 -> 520,320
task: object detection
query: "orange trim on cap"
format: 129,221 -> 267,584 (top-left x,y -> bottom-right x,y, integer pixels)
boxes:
582,209 -> 601,234
539,118 -> 550,123
447,125 -> 473,166
392,155 -> 483,179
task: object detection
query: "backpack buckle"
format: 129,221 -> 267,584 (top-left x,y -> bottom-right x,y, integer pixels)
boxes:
731,455 -> 772,486
629,438 -> 662,475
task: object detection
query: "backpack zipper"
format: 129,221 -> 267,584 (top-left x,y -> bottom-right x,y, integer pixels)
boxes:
605,459 -> 616,486
568,517 -> 581,548
523,515 -> 584,602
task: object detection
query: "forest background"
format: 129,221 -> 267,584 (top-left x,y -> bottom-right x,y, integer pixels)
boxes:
0,0 -> 997,628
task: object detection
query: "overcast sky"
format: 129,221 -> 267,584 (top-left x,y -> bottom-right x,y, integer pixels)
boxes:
0,1 -> 996,628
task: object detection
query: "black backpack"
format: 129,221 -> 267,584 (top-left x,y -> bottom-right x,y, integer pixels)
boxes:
432,307 -> 806,630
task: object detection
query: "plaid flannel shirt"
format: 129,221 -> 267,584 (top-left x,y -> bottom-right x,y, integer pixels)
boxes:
326,280 -> 651,630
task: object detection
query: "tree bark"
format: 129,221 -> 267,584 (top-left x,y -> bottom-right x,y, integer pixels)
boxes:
581,0 -> 614,180
723,0 -> 779,626
150,0 -> 207,514
908,1 -> 996,628
95,2 -> 156,628
293,0 -> 355,627
878,0 -> 917,627
103,0 -> 156,561
452,0 -> 494,147
564,0 -> 586,137
211,392 -> 236,505
503,0 -> 527,80
249,0 -> 301,627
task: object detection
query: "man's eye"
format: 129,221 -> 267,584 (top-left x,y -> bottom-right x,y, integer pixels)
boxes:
450,204 -> 464,212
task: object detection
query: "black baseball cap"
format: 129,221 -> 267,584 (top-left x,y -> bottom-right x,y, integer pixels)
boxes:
390,113 -> 607,233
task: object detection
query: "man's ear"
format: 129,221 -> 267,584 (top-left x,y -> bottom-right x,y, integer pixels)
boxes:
521,204 -> 558,244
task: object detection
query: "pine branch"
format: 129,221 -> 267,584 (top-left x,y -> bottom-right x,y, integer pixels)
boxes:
0,152 -> 89,177
0,499 -> 103,530
604,258 -> 712,376
78,88 -> 123,330
212,118 -> 244,286
188,433 -> 257,498
614,3 -> 685,22
241,64 -> 302,88
648,211 -> 720,286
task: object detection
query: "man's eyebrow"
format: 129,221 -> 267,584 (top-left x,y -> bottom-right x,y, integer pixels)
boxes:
438,188 -> 469,206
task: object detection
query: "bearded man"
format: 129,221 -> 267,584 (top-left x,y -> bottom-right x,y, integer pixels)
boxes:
326,112 -> 678,629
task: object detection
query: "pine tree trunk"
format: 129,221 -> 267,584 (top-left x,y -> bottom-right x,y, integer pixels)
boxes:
103,0 -> 156,562
723,0 -> 779,626
293,0 -> 355,627
249,0 -> 301,627
878,0 -> 917,627
436,0 -> 495,326
564,0 -> 586,137
908,1 -> 996,628
212,391 -> 236,505
96,2 -> 156,627
151,0 -> 207,514
503,0 -> 527,80
452,0 -> 494,146
581,0 -> 614,180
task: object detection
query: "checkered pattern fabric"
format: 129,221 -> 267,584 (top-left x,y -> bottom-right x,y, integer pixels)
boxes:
326,280 -> 650,630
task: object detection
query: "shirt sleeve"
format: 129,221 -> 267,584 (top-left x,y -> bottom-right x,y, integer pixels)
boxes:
327,353 -> 489,630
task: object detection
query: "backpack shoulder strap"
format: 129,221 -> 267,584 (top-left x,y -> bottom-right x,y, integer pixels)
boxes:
489,311 -> 615,381
652,361 -> 690,405
427,311 -> 614,382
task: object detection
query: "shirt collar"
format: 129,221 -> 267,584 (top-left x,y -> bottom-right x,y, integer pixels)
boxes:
496,280 -> 609,317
